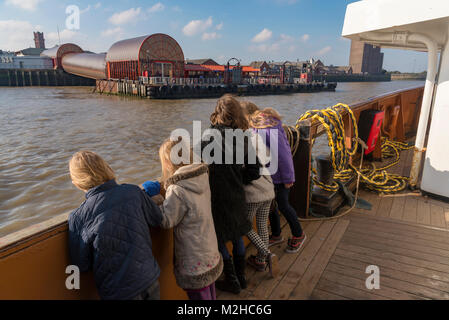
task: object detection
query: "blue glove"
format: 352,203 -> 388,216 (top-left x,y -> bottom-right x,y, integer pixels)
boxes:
142,180 -> 161,197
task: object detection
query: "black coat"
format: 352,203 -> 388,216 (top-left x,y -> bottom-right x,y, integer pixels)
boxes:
202,124 -> 260,243
68,180 -> 162,300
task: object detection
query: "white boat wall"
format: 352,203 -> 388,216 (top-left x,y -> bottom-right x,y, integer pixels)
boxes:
342,0 -> 449,199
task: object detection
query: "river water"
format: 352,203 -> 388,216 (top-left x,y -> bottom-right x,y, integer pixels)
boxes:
0,80 -> 424,237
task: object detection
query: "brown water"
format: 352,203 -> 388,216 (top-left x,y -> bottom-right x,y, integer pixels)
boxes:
0,80 -> 424,237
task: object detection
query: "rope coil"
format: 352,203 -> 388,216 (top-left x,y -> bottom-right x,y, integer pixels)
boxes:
291,103 -> 413,194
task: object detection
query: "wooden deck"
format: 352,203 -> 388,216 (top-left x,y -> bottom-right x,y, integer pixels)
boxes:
218,148 -> 449,300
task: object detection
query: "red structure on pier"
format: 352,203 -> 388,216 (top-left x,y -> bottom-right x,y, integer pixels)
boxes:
106,34 -> 185,80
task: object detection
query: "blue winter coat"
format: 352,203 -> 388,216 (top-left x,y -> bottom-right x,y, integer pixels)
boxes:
68,179 -> 162,300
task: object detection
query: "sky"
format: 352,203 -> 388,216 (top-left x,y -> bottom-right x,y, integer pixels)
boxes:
0,0 -> 428,72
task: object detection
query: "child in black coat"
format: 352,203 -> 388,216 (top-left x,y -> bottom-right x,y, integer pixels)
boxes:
201,95 -> 260,294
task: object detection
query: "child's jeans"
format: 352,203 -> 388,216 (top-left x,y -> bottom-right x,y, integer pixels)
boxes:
185,283 -> 216,300
218,237 -> 245,260
269,184 -> 303,237
133,280 -> 160,300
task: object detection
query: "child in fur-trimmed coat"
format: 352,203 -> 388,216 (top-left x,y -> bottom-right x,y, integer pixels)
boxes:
145,138 -> 223,300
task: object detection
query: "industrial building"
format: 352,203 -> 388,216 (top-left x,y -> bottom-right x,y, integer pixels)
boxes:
106,34 -> 185,80
349,39 -> 384,74
0,50 -> 52,70
34,32 -> 45,49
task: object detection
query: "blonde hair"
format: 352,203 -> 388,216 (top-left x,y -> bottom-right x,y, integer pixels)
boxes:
159,138 -> 193,184
249,108 -> 282,129
69,151 -> 116,191
240,101 -> 260,120
210,94 -> 249,130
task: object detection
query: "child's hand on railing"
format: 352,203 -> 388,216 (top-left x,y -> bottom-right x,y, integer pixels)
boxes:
141,180 -> 161,197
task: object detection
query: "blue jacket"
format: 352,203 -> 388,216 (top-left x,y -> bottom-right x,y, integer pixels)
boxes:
68,180 -> 162,300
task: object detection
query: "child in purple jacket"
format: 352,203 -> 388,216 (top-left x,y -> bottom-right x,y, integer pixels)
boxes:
248,107 -> 306,253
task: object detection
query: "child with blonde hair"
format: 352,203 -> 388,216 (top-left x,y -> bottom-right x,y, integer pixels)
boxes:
239,101 -> 279,277
68,151 -> 162,300
147,138 -> 222,300
244,103 -> 306,253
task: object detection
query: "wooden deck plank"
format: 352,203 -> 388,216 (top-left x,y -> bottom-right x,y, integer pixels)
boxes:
247,220 -> 323,299
445,207 -> 449,230
417,198 -> 432,225
345,221 -> 449,252
332,252 -> 449,294
348,212 -> 449,239
402,196 -> 418,223
315,278 -> 384,300
334,247 -> 449,284
367,191 -> 381,216
288,219 -> 349,299
325,262 -> 426,300
376,196 -> 394,218
343,230 -> 449,259
268,220 -> 337,300
426,197 -> 449,209
318,271 -> 389,300
347,217 -> 449,246
389,194 -> 406,220
430,203 -> 446,228
330,255 -> 449,299
338,241 -> 449,274
309,288 -> 349,300
342,233 -> 449,267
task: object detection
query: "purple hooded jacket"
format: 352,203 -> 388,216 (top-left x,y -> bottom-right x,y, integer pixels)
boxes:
255,119 -> 295,185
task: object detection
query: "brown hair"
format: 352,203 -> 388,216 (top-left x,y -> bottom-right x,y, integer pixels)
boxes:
69,151 -> 116,191
240,100 -> 260,119
159,138 -> 193,184
210,94 -> 249,130
249,107 -> 282,129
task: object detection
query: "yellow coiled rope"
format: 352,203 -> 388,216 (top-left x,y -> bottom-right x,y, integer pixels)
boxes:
291,103 -> 413,194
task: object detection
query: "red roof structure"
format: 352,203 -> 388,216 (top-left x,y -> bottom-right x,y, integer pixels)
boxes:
184,64 -> 212,72
198,65 -> 260,73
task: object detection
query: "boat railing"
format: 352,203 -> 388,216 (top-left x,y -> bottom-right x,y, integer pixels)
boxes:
290,85 -> 425,219
139,77 -> 225,86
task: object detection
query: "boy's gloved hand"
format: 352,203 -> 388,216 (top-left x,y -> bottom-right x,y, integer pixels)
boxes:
142,180 -> 161,197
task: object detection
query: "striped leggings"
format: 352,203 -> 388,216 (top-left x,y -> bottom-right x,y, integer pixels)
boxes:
246,200 -> 272,263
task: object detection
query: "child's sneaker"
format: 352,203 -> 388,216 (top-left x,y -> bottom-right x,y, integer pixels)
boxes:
247,255 -> 266,272
268,235 -> 284,247
285,233 -> 307,253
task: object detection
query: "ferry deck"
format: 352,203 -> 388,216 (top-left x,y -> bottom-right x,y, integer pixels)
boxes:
219,147 -> 449,300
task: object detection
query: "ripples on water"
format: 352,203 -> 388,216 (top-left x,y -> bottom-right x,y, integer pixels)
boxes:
0,81 -> 424,237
